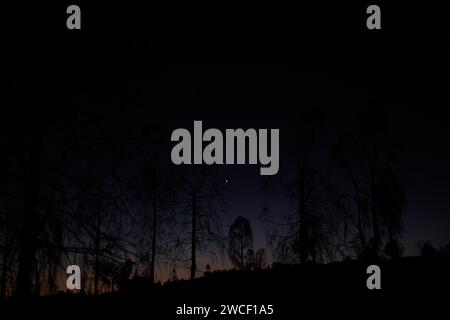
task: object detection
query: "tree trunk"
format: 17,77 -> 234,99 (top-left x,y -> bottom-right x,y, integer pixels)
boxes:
190,191 -> 197,280
34,260 -> 41,296
94,215 -> 100,295
298,169 -> 308,264
369,105 -> 380,258
15,105 -> 46,297
240,242 -> 244,270
15,1 -> 52,297
355,189 -> 367,253
347,166 -> 367,254
371,167 -> 380,258
150,197 -> 157,283
0,235 -> 10,300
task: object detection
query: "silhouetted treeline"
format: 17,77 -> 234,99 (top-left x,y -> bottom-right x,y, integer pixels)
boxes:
0,102 -> 415,298
262,105 -> 406,264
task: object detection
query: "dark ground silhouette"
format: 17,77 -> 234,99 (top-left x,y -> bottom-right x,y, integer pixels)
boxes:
2,254 -> 449,318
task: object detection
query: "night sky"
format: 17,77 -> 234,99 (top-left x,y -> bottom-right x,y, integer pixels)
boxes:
4,1 -> 450,280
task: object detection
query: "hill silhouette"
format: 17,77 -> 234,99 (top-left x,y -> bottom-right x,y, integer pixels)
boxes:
2,254 -> 448,319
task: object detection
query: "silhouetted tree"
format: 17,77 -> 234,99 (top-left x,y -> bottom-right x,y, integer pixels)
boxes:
205,263 -> 211,275
118,259 -> 134,290
245,249 -> 256,270
263,109 -> 333,263
75,192 -> 128,295
171,267 -> 178,282
375,167 -> 406,259
334,104 -> 405,259
171,167 -> 224,280
134,156 -> 176,283
418,241 -> 438,257
440,243 -> 450,254
255,248 -> 268,269
228,216 -> 254,270
384,239 -> 403,259
0,207 -> 18,300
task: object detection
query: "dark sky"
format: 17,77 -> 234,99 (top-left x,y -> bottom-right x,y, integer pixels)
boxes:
5,1 -> 450,268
